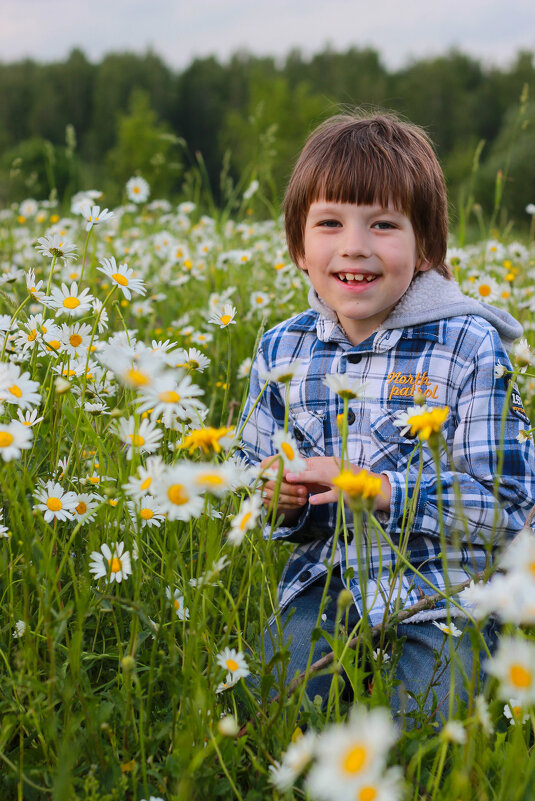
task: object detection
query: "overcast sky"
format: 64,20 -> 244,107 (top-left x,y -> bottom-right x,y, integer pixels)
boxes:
2,0 -> 534,70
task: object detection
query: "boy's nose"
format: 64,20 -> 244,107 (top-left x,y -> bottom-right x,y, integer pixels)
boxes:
339,225 -> 372,259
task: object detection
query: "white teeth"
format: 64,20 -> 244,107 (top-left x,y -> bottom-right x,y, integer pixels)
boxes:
338,272 -> 376,282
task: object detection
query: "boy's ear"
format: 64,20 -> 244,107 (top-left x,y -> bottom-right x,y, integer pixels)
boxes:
296,255 -> 308,273
415,257 -> 432,275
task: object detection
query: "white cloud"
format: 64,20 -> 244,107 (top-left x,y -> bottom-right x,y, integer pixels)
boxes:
2,0 -> 534,69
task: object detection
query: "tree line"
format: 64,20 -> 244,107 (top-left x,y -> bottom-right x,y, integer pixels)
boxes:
0,46 -> 534,226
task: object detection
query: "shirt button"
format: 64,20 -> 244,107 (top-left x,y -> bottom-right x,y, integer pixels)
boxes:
347,409 -> 356,425
347,353 -> 362,364
299,570 -> 312,582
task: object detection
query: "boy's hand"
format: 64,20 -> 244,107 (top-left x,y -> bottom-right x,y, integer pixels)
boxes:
259,456 -> 308,521
286,457 -> 392,512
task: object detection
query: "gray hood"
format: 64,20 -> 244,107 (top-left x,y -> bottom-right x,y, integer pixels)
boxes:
308,269 -> 522,351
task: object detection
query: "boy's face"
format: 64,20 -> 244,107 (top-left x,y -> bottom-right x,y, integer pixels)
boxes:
298,201 -> 430,345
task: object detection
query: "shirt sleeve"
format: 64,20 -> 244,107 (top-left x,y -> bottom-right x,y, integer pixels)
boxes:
381,328 -> 535,546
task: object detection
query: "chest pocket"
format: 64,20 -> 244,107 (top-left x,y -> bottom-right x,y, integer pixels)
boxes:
369,408 -> 420,472
290,409 -> 326,457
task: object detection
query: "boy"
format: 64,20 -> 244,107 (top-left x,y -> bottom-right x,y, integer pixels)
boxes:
239,113 -> 535,718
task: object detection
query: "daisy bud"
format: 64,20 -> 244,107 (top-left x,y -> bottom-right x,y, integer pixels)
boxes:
54,377 -> 71,395
121,655 -> 136,674
337,589 -> 354,610
218,715 -> 239,737
109,408 -> 124,418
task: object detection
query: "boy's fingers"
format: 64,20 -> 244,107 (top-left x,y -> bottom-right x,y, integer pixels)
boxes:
308,489 -> 339,505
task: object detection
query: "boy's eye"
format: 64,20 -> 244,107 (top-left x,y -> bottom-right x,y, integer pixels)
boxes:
318,219 -> 341,228
373,221 -> 396,230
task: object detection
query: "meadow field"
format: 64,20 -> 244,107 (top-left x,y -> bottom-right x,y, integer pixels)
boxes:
1,180 -> 535,800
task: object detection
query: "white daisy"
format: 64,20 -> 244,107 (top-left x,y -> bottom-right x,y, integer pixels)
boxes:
114,416 -> 163,460
33,480 -> 78,523
127,495 -> 165,528
432,620 -> 463,638
504,698 -> 530,725
59,322 -> 92,358
73,493 -> 103,525
16,408 -> 44,427
13,620 -> 26,638
306,707 -> 397,800
324,374 -> 370,400
43,282 -> 95,318
98,257 -> 146,300
122,456 -> 166,500
165,587 -> 190,620
126,176 -> 150,203
35,233 -> 77,262
260,359 -> 303,383
0,420 -> 33,461
89,541 -> 132,584
228,496 -> 262,546
207,302 -> 237,328
272,430 -> 306,473
152,463 -> 204,521
0,363 -> 41,409
0,509 -> 9,538
486,636 -> 535,703
216,647 -> 250,681
136,372 -> 205,424
82,205 -> 114,232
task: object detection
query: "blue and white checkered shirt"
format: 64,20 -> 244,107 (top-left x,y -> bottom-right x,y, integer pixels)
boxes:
239,274 -> 535,626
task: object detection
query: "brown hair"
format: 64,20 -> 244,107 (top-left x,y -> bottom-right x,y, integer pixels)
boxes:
284,112 -> 451,278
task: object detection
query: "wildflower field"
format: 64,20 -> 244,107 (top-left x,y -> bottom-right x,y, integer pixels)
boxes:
1,183 -> 535,801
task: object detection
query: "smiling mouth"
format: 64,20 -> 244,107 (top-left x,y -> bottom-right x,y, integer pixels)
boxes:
335,273 -> 378,284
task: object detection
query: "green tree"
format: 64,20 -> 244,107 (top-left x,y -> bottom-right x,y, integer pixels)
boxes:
106,89 -> 182,200
220,70 -> 328,207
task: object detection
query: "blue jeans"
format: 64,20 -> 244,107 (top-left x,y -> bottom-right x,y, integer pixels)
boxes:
261,570 -> 497,724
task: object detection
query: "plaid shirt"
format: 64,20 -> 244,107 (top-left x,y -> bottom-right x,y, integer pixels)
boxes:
239,299 -> 535,626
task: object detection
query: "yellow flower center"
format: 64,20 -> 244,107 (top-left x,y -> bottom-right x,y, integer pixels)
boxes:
359,787 -> 377,801
197,473 -> 224,488
28,329 -> 37,341
8,384 -> 22,398
168,484 -> 188,505
140,508 -> 153,520
88,476 -> 100,484
47,497 -> 63,511
510,664 -> 532,689
76,501 -> 87,514
281,442 -> 295,460
226,658 -> 239,672
112,273 -> 129,286
220,314 -> 232,325
140,476 -> 152,490
129,434 -> 145,447
342,744 -> 368,775
529,561 -> 535,578
158,390 -> 180,403
0,431 -> 14,447
333,468 -> 383,499
240,512 -> 252,531
127,368 -> 150,386
479,284 -> 491,297
512,705 -> 523,718
47,340 -> 61,351
173,598 -> 181,610
108,557 -> 122,573
63,296 -> 80,309
70,334 -> 83,347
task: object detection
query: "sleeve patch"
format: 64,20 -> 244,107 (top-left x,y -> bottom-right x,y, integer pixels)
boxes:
509,381 -> 531,425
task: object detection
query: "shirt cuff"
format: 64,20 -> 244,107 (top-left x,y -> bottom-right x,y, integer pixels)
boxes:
381,470 -> 429,534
